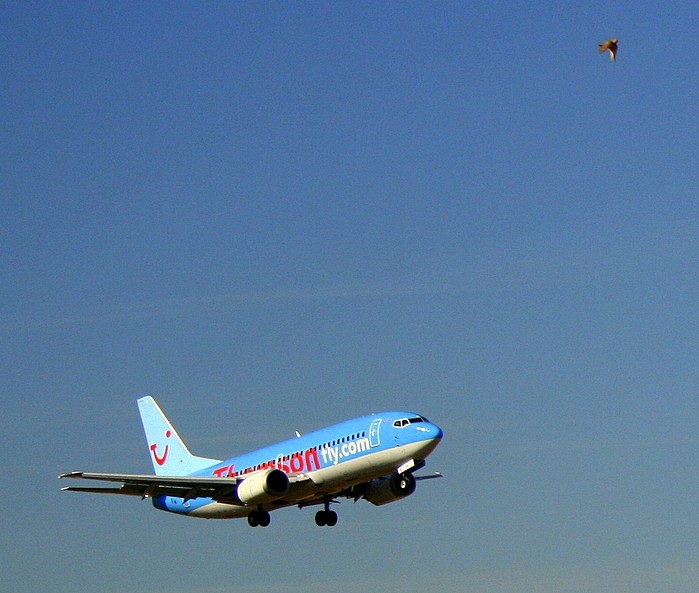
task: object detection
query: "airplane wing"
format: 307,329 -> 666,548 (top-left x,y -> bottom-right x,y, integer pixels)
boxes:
59,465 -> 442,508
59,471 -> 312,506
415,471 -> 443,481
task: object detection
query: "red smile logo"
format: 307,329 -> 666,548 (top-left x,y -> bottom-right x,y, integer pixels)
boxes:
150,430 -> 171,466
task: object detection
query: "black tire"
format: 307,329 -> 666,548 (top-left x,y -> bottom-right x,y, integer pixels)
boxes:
326,510 -> 338,527
259,511 -> 271,527
247,512 -> 259,527
315,510 -> 327,527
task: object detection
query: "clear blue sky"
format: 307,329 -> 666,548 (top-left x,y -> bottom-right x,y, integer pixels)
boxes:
3,2 -> 699,592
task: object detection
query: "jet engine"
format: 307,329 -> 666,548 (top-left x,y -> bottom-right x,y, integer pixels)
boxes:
237,468 -> 289,505
363,472 -> 416,506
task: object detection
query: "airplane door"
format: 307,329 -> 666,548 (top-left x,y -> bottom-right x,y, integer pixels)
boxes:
369,418 -> 382,447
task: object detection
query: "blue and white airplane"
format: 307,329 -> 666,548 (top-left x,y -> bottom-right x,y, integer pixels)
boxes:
60,396 -> 443,527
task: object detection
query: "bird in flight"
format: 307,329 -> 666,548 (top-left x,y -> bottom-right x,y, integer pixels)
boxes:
598,38 -> 619,62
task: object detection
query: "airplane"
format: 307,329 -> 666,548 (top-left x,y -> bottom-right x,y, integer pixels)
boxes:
60,396 -> 443,527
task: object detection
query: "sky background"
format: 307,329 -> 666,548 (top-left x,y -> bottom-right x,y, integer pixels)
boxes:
2,2 -> 699,592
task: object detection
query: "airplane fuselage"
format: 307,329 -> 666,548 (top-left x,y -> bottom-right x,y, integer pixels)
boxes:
153,412 -> 442,518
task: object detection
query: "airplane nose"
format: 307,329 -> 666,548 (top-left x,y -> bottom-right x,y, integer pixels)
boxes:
414,421 -> 443,457
419,422 -> 443,440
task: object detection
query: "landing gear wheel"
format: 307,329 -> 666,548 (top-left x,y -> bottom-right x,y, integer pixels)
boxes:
325,510 -> 338,527
248,510 -> 271,527
314,510 -> 338,527
258,511 -> 271,527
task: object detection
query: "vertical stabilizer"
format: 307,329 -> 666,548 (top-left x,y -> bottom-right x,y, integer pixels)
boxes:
137,396 -> 221,476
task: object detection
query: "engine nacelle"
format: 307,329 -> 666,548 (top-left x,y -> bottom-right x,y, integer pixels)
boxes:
237,468 -> 289,505
363,472 -> 417,506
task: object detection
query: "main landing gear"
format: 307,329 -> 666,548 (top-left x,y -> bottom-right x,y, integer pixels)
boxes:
247,509 -> 271,527
248,500 -> 339,527
314,499 -> 338,527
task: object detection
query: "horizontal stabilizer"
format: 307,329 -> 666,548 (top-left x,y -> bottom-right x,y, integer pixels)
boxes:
61,486 -> 140,495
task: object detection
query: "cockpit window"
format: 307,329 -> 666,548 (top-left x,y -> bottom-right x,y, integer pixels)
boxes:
393,417 -> 427,428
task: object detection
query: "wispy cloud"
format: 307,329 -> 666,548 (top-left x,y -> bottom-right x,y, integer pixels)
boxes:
516,434 -> 699,453
5,217 -> 698,334
0,282 -> 434,333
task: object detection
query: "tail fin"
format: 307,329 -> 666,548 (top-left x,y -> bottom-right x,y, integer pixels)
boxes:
137,396 -> 221,476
